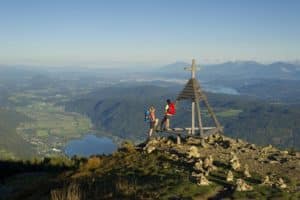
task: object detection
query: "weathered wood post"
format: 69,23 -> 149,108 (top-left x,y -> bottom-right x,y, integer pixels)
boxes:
186,59 -> 203,136
191,102 -> 195,135
191,59 -> 196,135
177,134 -> 181,145
195,99 -> 204,136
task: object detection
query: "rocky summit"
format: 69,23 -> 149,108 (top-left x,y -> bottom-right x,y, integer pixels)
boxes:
140,133 -> 300,199
1,133 -> 300,200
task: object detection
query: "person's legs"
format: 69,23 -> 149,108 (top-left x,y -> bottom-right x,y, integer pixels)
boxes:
165,118 -> 170,129
149,121 -> 154,137
154,118 -> 159,131
165,114 -> 172,129
148,128 -> 153,137
160,116 -> 167,129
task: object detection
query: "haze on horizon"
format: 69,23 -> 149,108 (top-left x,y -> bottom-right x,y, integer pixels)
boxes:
0,0 -> 299,68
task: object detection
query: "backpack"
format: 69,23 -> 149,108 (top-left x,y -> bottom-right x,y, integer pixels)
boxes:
144,110 -> 150,122
168,103 -> 176,115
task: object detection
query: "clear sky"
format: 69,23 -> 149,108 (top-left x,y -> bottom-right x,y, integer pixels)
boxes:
0,0 -> 299,67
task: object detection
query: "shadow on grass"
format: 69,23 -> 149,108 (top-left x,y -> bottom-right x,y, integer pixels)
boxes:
213,160 -> 230,169
0,158 -> 74,181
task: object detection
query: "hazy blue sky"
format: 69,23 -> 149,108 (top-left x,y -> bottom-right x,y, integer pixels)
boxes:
0,0 -> 299,67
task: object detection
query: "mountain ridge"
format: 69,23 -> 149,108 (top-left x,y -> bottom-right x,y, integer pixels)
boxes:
158,61 -> 300,81
1,133 -> 300,199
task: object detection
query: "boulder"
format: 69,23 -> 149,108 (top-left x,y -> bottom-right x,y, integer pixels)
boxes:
207,134 -> 215,144
188,146 -> 201,158
186,137 -> 202,145
236,179 -> 253,191
203,157 -> 211,169
200,138 -> 207,148
236,139 -> 244,144
194,159 -> 204,172
197,174 -> 210,186
146,145 -> 156,154
143,138 -> 160,153
261,176 -> 272,186
241,148 -> 250,153
206,133 -> 223,145
249,144 -> 257,150
231,160 -> 241,170
276,178 -> 287,189
230,152 -> 238,160
281,150 -> 289,155
166,140 -> 173,146
268,160 -> 279,164
243,164 -> 251,178
261,176 -> 287,189
226,170 -> 234,182
203,155 -> 216,170
261,144 -> 276,153
214,133 -> 223,141
230,153 -> 241,170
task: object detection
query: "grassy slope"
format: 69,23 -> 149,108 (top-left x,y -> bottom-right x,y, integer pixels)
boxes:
50,137 -> 300,199
1,136 -> 300,200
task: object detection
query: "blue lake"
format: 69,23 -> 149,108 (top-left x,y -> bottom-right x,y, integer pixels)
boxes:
64,134 -> 117,157
203,84 -> 240,95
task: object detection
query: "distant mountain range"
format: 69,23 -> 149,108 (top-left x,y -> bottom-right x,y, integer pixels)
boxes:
157,61 -> 300,81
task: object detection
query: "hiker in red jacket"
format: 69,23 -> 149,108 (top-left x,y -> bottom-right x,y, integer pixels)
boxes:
160,99 -> 176,131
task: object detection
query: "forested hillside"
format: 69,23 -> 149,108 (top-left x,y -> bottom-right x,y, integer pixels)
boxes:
237,79 -> 300,103
65,86 -> 176,140
65,85 -> 300,149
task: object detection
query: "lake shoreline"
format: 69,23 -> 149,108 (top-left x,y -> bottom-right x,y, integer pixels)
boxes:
64,134 -> 118,157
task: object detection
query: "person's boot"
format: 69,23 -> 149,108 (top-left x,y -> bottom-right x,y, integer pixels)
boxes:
165,126 -> 171,131
159,123 -> 164,132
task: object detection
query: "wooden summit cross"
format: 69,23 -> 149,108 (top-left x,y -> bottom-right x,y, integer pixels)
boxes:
167,59 -> 223,137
